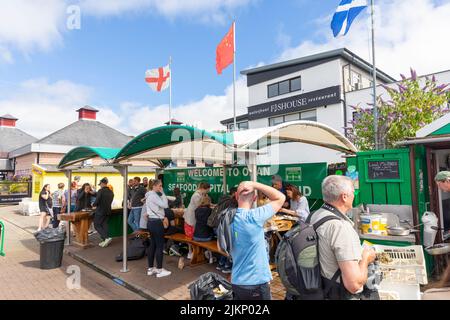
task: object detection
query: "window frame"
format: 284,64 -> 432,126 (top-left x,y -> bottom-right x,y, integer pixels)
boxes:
267,76 -> 302,98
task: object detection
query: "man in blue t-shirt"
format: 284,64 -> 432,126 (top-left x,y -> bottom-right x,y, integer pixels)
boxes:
231,181 -> 285,300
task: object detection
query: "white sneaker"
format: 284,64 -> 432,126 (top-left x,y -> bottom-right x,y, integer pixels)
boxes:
187,252 -> 193,260
98,240 -> 106,247
147,267 -> 157,276
155,268 -> 172,278
102,238 -> 113,247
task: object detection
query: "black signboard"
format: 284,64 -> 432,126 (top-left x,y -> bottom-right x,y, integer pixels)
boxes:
248,85 -> 341,120
367,160 -> 400,180
0,181 -> 31,204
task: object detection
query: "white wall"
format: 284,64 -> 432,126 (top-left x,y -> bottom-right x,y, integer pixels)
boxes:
256,142 -> 345,165
247,59 -> 342,107
316,103 -> 345,133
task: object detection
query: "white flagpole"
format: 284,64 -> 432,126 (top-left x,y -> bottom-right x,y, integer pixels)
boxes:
370,0 -> 378,149
232,21 -> 236,132
169,56 -> 172,125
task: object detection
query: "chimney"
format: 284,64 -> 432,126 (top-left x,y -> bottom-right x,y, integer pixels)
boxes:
76,106 -> 99,121
0,114 -> 18,127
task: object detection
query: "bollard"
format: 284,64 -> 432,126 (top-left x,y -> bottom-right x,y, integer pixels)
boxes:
0,220 -> 5,256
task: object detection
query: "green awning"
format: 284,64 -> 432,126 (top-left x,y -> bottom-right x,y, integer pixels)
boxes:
58,146 -> 120,169
114,125 -> 233,163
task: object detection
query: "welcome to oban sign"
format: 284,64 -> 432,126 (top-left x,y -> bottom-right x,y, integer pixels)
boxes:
163,163 -> 327,207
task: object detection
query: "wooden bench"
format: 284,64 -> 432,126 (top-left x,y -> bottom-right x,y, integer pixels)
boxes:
164,233 -> 227,266
58,211 -> 93,248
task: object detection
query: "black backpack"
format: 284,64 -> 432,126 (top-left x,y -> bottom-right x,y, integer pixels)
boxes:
207,195 -> 236,228
275,212 -> 340,300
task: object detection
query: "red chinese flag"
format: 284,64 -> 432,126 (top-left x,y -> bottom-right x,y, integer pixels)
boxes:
216,23 -> 234,74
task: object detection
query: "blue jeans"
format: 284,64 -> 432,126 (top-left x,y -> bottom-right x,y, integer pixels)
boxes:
128,207 -> 142,232
193,236 -> 213,242
218,256 -> 232,268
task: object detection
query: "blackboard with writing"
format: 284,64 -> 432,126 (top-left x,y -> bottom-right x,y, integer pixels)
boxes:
367,160 -> 400,180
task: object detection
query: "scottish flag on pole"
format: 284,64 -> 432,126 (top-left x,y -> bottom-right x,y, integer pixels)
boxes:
331,0 -> 367,37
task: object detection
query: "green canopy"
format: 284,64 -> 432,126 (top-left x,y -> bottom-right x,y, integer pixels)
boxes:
114,125 -> 233,163
57,146 -> 120,169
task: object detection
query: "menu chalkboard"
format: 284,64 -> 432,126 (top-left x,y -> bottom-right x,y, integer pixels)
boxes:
367,160 -> 400,180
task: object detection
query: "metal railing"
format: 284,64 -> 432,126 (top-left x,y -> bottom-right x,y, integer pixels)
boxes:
0,220 -> 5,256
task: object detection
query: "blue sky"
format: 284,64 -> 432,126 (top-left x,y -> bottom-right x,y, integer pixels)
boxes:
0,0 -> 449,137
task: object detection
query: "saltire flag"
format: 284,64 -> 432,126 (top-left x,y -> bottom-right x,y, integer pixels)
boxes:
145,65 -> 170,92
331,0 -> 367,37
216,23 -> 234,74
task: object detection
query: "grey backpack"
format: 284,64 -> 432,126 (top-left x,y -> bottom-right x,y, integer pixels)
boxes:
275,213 -> 340,300
216,208 -> 237,258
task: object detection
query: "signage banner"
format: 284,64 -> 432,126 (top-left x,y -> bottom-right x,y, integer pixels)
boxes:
163,163 -> 327,206
248,85 -> 341,120
0,181 -> 31,203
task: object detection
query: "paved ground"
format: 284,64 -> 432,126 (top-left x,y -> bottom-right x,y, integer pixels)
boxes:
0,205 -> 144,300
0,205 -> 286,300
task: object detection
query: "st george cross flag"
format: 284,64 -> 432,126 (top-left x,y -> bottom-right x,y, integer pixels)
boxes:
145,65 -> 170,92
216,23 -> 234,74
331,0 -> 367,37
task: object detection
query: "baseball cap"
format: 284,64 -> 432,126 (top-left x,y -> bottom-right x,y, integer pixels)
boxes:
99,177 -> 108,185
435,171 -> 450,182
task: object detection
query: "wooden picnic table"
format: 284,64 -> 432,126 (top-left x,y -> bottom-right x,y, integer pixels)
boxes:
58,210 -> 94,248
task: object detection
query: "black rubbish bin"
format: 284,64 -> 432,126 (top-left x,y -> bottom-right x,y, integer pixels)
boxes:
34,228 -> 66,270
39,239 -> 65,269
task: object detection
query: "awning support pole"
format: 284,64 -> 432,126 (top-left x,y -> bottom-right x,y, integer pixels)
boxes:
222,164 -> 227,195
246,152 -> 258,208
63,170 -> 72,246
115,164 -> 129,273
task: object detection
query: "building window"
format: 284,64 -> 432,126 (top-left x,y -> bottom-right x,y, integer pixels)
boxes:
279,80 -> 290,95
268,83 -> 278,98
290,77 -> 301,91
284,113 -> 300,122
269,116 -> 284,126
300,110 -> 317,122
349,70 -> 362,91
267,76 -> 301,98
269,112 -> 306,126
227,121 -> 249,131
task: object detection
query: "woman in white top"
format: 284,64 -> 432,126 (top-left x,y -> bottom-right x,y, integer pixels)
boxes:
280,184 -> 310,221
144,179 -> 171,278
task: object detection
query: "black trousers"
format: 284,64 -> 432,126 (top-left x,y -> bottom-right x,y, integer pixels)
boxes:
94,213 -> 109,240
147,219 -> 165,269
232,283 -> 272,300
52,207 -> 61,228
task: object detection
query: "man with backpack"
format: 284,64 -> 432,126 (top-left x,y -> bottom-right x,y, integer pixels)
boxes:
309,175 -> 376,299
229,181 -> 285,300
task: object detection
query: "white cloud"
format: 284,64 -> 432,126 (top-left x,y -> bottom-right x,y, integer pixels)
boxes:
0,0 -> 254,62
80,0 -> 255,24
278,0 -> 450,77
0,78 -> 92,137
121,77 -> 248,135
0,76 -> 247,139
0,0 -> 66,62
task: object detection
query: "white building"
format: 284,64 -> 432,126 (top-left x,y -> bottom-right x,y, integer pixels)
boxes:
221,48 -> 396,164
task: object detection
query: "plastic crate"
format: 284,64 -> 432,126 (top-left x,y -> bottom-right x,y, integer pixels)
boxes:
373,244 -> 428,285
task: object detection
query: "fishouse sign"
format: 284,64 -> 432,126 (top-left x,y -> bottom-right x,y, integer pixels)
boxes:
248,85 -> 341,120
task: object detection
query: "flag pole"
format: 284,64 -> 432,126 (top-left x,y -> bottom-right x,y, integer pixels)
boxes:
169,56 -> 172,125
370,0 -> 378,150
232,21 -> 236,132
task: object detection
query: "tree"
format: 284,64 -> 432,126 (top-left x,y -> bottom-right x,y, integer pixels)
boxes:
346,69 -> 450,150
